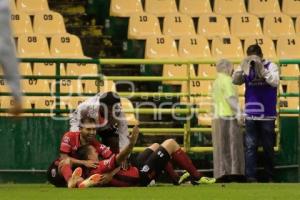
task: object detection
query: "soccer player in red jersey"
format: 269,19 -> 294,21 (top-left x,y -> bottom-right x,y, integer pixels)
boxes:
76,139 -> 216,187
47,114 -> 139,188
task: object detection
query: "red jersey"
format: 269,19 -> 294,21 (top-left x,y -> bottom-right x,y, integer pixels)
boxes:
59,131 -> 113,159
108,166 -> 140,187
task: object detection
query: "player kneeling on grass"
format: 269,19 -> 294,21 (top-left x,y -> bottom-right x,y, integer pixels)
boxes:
46,114 -> 139,188
76,139 -> 216,187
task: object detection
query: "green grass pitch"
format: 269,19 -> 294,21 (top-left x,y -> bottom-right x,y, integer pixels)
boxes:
1,183 -> 300,200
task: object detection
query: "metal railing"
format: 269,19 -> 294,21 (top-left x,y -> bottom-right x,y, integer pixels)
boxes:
0,58 -> 299,152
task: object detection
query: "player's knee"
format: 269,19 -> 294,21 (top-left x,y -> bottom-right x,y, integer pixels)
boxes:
164,139 -> 176,146
59,158 -> 71,167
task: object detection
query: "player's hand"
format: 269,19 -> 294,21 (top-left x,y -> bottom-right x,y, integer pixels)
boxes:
128,125 -> 139,146
83,160 -> 99,168
98,173 -> 114,185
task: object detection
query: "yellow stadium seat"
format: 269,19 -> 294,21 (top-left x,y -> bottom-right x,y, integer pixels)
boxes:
17,34 -> 50,58
282,0 -> 300,17
33,11 -> 66,37
26,96 -> 56,109
248,0 -> 281,17
178,35 -> 211,58
163,14 -> 196,39
181,80 -> 213,104
179,0 -> 212,17
33,63 -> 56,76
110,0 -> 143,17
198,64 -> 217,78
60,96 -> 87,110
145,35 -> 178,58
197,14 -> 230,39
128,13 -> 161,40
281,81 -> 299,94
9,0 -> 17,11
19,63 -> 33,75
0,79 -> 11,93
0,96 -> 31,115
279,97 -> 299,110
145,0 -> 177,17
82,79 -> 116,94
213,0 -> 246,16
296,16 -> 300,35
277,35 -> 300,59
280,64 -> 300,76
244,36 -> 277,59
197,96 -> 213,126
64,63 -> 98,76
22,79 -> 55,93
231,14 -> 262,39
50,34 -> 84,57
16,0 -> 49,13
121,98 -> 138,125
10,12 -> 33,35
60,79 -> 84,94
162,64 -> 196,85
211,37 -> 244,59
263,14 -> 295,39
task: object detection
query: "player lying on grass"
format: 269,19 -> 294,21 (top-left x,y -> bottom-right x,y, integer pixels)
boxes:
76,139 -> 216,187
46,115 -> 139,188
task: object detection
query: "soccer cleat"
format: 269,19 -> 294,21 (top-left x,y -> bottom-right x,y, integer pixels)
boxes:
196,176 -> 216,184
178,171 -> 190,184
67,167 -> 83,188
78,174 -> 101,188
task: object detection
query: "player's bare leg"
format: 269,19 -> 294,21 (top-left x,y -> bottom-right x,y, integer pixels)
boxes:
67,167 -> 84,188
79,174 -> 101,188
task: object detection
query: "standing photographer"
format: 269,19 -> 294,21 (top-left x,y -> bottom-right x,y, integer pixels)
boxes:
233,44 -> 279,182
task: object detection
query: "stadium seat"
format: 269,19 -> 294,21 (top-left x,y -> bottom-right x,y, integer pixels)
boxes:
213,0 -> 246,16
162,64 -> 196,85
163,14 -> 196,39
197,14 -> 230,39
145,0 -> 177,17
279,97 -> 299,110
248,0 -> 281,17
211,37 -> 244,59
22,79 -> 55,93
60,79 -> 84,94
280,64 -> 300,76
26,96 -> 56,110
10,12 -> 33,35
277,35 -> 300,59
263,14 -> 295,39
33,11 -> 66,37
237,85 -> 245,96
230,14 -> 262,39
50,34 -> 84,57
178,35 -> 211,58
19,63 -> 33,75
17,34 -> 50,58
179,0 -> 212,17
296,17 -> 300,34
281,81 -> 299,94
16,0 -> 49,13
128,13 -> 161,40
244,36 -> 277,60
9,0 -> 17,11
82,79 -> 116,94
282,0 -> 300,17
145,35 -> 178,58
110,0 -> 143,17
198,64 -> 217,79
120,98 -> 138,125
196,96 -> 213,126
63,63 -> 98,76
181,81 -> 213,104
33,63 -> 56,76
60,96 -> 87,110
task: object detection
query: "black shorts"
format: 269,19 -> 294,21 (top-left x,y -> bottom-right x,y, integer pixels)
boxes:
136,147 -> 170,186
97,127 -> 119,153
46,161 -> 67,187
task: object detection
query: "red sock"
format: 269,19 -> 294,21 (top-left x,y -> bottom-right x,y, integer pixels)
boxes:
164,161 -> 179,184
60,164 -> 73,182
171,149 -> 203,180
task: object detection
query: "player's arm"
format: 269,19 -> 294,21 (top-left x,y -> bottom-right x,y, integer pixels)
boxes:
60,153 -> 98,168
115,125 -> 139,165
260,62 -> 279,87
98,167 -> 121,186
